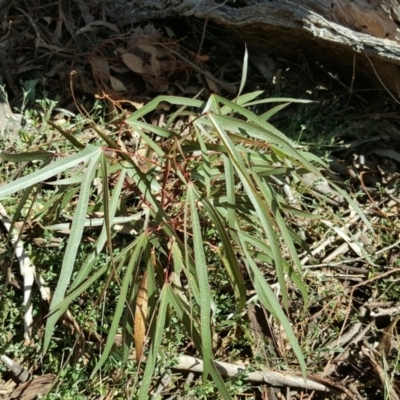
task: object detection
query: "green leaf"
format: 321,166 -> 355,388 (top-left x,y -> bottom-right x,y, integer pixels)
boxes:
238,231 -> 307,379
260,103 -> 290,121
68,167 -> 128,292
237,45 -> 248,98
43,148 -> 102,352
0,151 -> 55,162
91,233 -> 148,377
46,120 -> 85,149
187,183 -> 213,380
172,240 -> 201,305
128,96 -> 204,121
195,126 -> 211,197
208,112 -> 288,309
166,287 -> 232,400
196,188 -> 246,311
138,284 -> 169,400
0,145 -> 102,200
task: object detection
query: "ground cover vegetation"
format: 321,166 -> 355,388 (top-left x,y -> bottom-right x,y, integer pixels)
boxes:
1,3 -> 400,400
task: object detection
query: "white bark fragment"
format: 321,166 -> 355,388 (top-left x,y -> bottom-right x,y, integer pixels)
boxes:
0,203 -> 51,344
173,354 -> 335,392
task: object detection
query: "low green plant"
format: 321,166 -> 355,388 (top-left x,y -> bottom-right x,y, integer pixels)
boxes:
0,89 -> 360,398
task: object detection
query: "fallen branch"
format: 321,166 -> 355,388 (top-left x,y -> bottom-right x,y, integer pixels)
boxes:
173,354 -> 341,394
0,203 -> 51,344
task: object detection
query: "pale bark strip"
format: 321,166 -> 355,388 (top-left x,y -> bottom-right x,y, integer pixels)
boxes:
0,203 -> 51,343
0,355 -> 31,383
134,271 -> 148,364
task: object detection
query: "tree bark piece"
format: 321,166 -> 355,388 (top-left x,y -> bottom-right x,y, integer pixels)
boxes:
105,0 -> 400,96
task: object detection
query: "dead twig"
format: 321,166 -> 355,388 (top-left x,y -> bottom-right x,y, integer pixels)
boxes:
323,269 -> 400,378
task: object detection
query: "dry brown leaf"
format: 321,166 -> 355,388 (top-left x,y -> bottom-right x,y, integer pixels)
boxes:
58,0 -> 75,35
122,53 -> 144,74
7,375 -> 56,400
164,27 -> 175,38
110,76 -> 127,92
134,272 -> 148,364
196,54 -> 210,62
145,77 -> 169,93
150,56 -> 161,78
204,76 -> 220,94
89,56 -> 110,83
74,0 -> 94,24
109,65 -> 130,74
79,21 -> 120,34
137,44 -> 167,58
72,67 -> 97,95
0,379 -> 16,397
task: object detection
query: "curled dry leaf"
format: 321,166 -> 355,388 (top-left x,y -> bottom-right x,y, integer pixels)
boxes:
204,76 -> 219,94
377,316 -> 400,357
79,20 -> 120,34
134,271 -> 148,364
8,374 -> 56,400
122,53 -> 144,74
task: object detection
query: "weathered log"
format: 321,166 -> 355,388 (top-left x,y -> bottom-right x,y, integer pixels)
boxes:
105,0 -> 400,96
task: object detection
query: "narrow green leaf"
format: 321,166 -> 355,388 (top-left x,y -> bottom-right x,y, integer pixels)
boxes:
237,45 -> 248,98
91,233 -> 148,377
121,274 -> 138,366
251,174 -> 289,308
172,241 -> 201,305
0,145 -> 102,200
46,120 -> 85,149
134,128 -> 165,157
260,103 -> 290,121
223,154 -> 236,230
167,286 -> 233,400
196,188 -> 246,311
43,149 -> 102,352
0,151 -> 54,162
68,167 -> 127,291
100,152 -> 112,254
7,185 -> 36,239
280,203 -> 320,219
330,181 -> 373,232
188,183 -> 213,380
195,126 -> 211,197
129,120 -> 173,139
46,238 -> 139,318
209,113 -> 287,309
208,361 -> 233,400
238,231 -> 307,379
220,91 -> 264,115
45,175 -> 84,185
138,284 -> 169,400
128,96 -> 204,121
245,97 -> 313,107
201,111 -> 319,174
